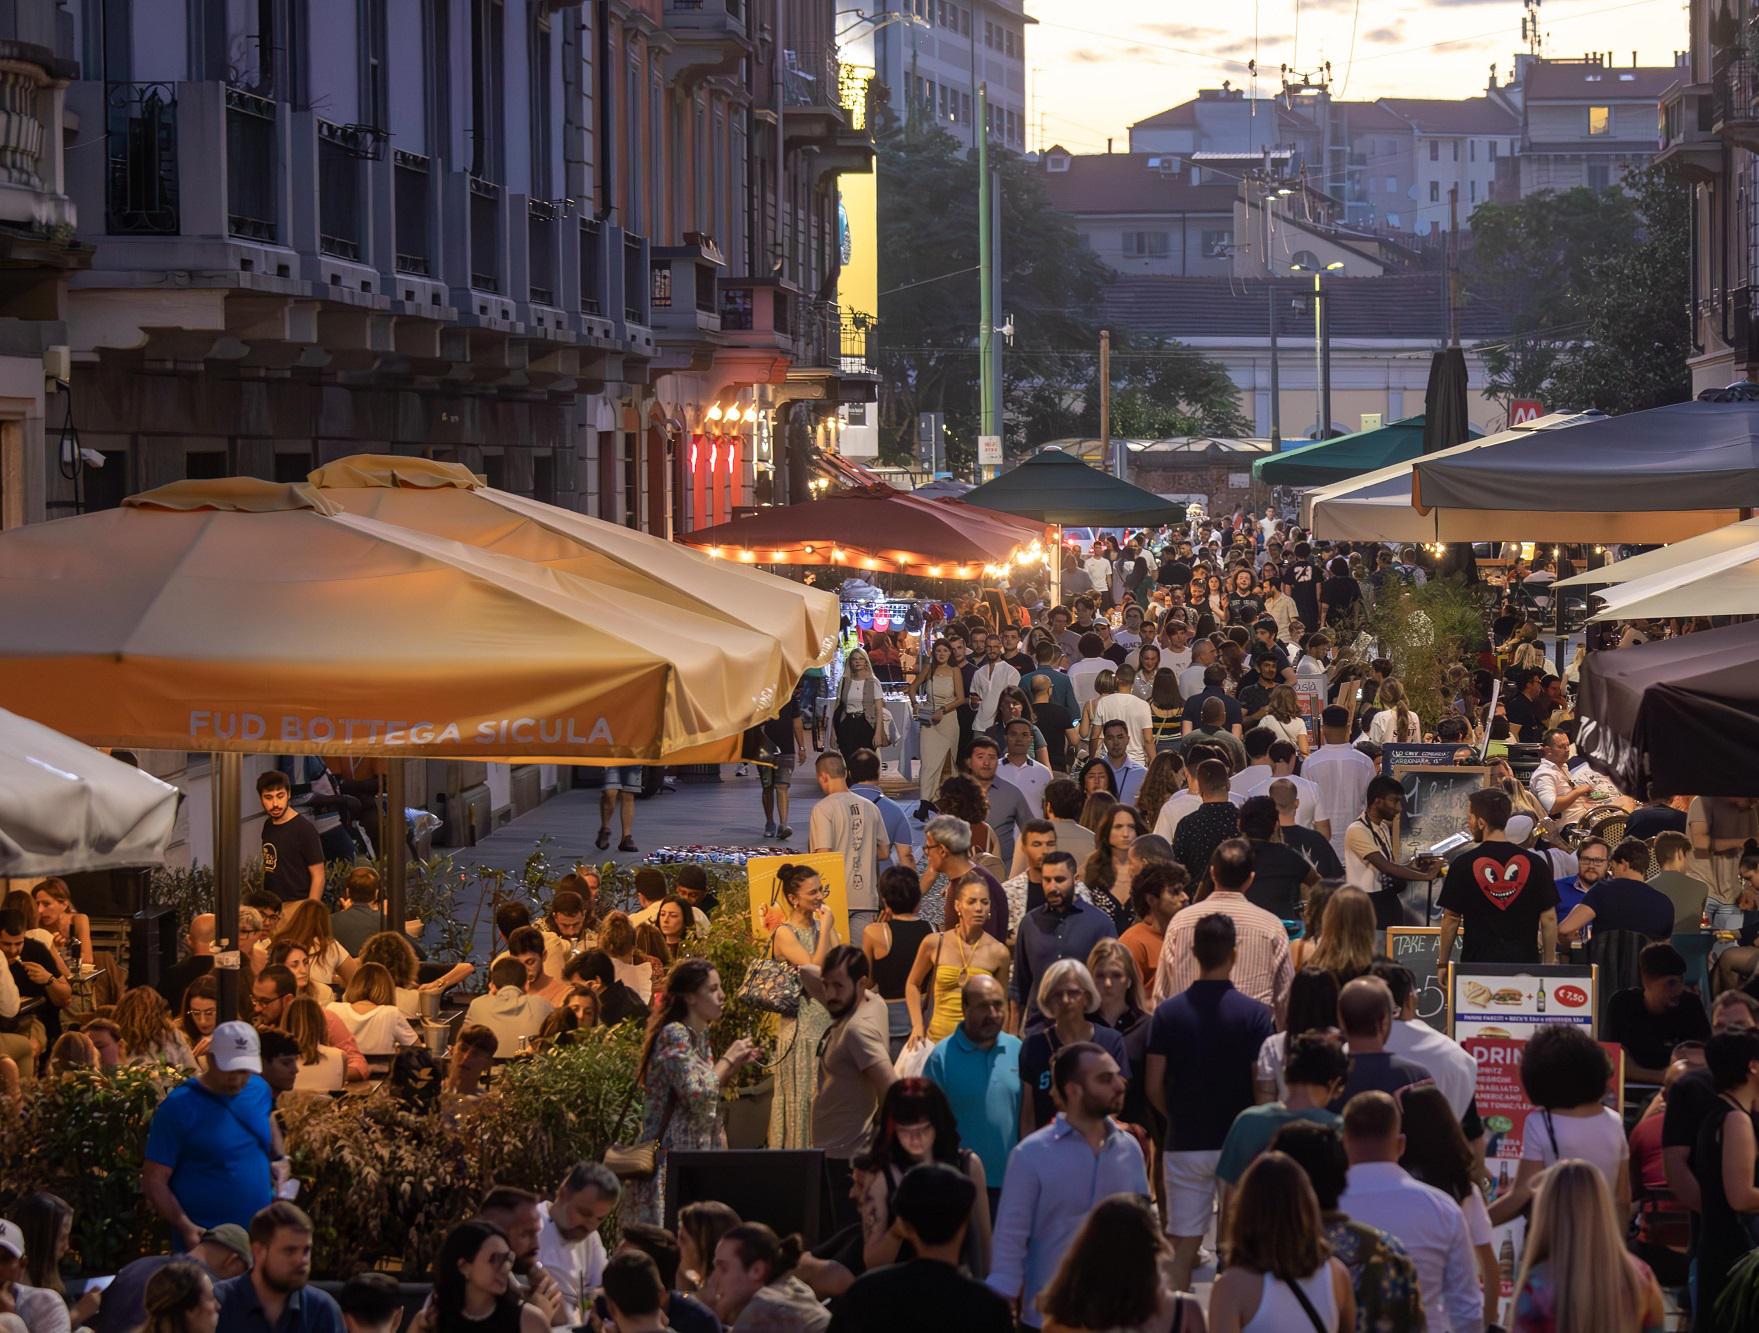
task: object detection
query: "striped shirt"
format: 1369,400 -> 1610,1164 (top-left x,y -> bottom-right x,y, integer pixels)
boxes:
1152,891 -> 1292,1021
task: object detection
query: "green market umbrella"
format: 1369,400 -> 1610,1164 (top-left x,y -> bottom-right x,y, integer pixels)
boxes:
1252,414 -> 1481,487
961,449 -> 1186,526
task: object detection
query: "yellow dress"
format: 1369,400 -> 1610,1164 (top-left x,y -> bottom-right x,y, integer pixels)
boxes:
926,931 -> 998,1041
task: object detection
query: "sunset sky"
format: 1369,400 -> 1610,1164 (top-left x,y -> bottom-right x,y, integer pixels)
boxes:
1024,0 -> 1689,153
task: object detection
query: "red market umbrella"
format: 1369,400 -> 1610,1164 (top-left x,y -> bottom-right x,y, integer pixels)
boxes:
681,484 -> 1048,579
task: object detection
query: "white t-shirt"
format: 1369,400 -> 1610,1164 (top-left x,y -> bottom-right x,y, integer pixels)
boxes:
996,757 -> 1053,816
1068,657 -> 1110,708
1344,817 -> 1396,895
536,1200 -> 609,1317
809,789 -> 891,912
293,1046 -> 346,1092
1093,691 -> 1153,764
1461,1187 -> 1492,1247
324,1001 -> 419,1056
1237,768 -> 1321,829
1367,707 -> 1423,746
1520,1105 -> 1628,1192
308,939 -> 352,987
1084,556 -> 1113,593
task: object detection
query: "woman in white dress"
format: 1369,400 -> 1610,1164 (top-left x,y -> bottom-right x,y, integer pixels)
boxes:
914,638 -> 963,797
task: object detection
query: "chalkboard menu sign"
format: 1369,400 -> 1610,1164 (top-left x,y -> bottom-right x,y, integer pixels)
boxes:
1379,742 -> 1479,775
1386,926 -> 1461,1032
1395,764 -> 1490,860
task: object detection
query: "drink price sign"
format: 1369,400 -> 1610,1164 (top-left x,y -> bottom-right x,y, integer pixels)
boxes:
1449,961 -> 1596,1042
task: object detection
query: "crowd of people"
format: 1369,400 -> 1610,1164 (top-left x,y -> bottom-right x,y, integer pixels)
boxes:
8,506 -> 1759,1331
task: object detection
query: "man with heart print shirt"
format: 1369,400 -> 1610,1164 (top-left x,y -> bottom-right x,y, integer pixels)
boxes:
1437,787 -> 1559,973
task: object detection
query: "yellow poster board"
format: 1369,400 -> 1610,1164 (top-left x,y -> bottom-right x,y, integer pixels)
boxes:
745,851 -> 851,946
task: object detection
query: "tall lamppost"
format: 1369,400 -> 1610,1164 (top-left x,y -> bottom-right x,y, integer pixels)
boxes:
1290,260 -> 1344,439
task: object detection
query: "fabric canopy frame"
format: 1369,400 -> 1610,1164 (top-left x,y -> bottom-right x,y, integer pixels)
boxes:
1589,538 -> 1759,620
958,449 -> 1188,526
1300,412 -> 1600,542
1555,516 -> 1759,589
307,454 -> 839,690
1410,399 -> 1759,539
1252,414 -> 1473,488
0,478 -> 786,763
680,484 -> 1048,579
0,709 -> 181,876
1577,621 -> 1759,797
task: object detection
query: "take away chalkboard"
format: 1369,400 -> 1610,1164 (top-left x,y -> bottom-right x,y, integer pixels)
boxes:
1387,926 -> 1462,1032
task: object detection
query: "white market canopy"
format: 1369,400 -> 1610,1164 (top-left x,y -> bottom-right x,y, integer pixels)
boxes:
1590,531 -> 1759,620
0,708 -> 180,876
1555,516 -> 1759,589
1301,413 -> 1602,542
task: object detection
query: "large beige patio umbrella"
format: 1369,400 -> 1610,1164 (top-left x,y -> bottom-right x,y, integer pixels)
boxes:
308,455 -> 839,686
1554,516 -> 1759,590
0,478 -> 782,763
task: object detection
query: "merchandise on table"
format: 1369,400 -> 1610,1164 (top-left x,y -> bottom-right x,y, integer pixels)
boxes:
643,844 -> 797,867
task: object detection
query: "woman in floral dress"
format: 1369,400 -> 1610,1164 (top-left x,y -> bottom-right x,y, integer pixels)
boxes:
621,959 -> 761,1227
767,863 -> 837,1150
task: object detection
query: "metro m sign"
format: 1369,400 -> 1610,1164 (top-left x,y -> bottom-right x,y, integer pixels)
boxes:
1509,399 -> 1545,425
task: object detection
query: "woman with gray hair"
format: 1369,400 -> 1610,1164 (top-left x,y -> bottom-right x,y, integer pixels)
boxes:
1017,957 -> 1131,1136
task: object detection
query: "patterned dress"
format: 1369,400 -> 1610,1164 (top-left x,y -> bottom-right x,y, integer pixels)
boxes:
767,922 -> 832,1150
621,1021 -> 722,1227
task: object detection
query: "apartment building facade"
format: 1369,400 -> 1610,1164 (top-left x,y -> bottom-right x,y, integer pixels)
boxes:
848,0 -> 1029,150
26,0 -> 871,540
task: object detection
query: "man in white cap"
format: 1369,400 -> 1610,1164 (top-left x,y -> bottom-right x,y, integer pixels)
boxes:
0,1218 -> 67,1333
142,1022 -> 287,1250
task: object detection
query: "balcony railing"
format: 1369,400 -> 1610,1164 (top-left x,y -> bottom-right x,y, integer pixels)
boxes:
393,151 -> 430,275
317,120 -> 364,260
225,86 -> 277,241
580,219 -> 603,316
664,0 -> 745,24
796,296 -> 841,365
782,46 -> 840,109
105,82 -> 179,235
1713,36 -> 1759,150
528,200 -> 557,306
469,176 -> 500,292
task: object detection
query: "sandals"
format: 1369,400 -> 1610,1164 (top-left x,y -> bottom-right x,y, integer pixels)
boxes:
595,827 -> 611,850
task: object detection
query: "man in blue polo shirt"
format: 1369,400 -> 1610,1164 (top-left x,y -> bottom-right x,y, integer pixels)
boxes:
847,747 -> 916,869
215,1203 -> 343,1333
923,974 -> 1021,1215
143,1022 -> 283,1249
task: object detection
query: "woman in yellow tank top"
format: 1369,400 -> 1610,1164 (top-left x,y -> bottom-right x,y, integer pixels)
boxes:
903,872 -> 1012,1048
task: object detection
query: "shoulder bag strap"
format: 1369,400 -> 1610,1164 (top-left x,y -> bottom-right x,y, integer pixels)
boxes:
1542,1108 -> 1561,1160
1280,1274 -> 1330,1333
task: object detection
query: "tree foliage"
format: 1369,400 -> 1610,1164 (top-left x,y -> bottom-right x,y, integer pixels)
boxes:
1464,165 -> 1691,416
875,121 -> 1247,470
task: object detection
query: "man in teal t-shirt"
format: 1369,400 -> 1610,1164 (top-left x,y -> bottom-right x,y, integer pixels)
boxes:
1216,1032 -> 1348,1188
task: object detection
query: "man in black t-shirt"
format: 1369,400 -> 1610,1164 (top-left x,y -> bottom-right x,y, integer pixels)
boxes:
1604,943 -> 1712,1085
1437,787 -> 1559,972
257,769 -> 326,902
1661,990 -> 1759,1213
1238,796 -> 1319,921
1502,671 -> 1547,743
1283,542 -> 1320,628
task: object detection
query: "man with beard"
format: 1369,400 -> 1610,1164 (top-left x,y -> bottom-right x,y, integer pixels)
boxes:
215,1203 -> 343,1333
985,1042 -> 1148,1328
533,1166 -> 620,1311
478,1185 -> 570,1326
804,946 -> 896,1231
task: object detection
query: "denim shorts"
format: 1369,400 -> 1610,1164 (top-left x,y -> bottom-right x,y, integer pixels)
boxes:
601,766 -> 641,793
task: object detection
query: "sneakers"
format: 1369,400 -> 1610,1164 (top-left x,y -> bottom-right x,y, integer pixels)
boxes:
595,827 -> 611,850
735,763 -> 750,777
776,824 -> 794,841
618,836 -> 638,853
764,820 -> 778,838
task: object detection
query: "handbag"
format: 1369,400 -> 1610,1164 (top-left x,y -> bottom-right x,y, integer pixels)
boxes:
737,929 -> 802,1016
605,1079 -> 676,1181
877,697 -> 898,747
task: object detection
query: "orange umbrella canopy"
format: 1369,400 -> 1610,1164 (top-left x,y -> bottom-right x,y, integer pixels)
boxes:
0,478 -> 788,763
307,454 -> 840,686
680,484 -> 1049,578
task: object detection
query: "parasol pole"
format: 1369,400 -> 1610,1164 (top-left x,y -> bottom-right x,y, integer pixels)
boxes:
212,752 -> 242,1022
1050,526 -> 1063,607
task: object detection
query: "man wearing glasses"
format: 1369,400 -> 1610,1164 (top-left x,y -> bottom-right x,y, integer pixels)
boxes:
1555,836 -> 1610,921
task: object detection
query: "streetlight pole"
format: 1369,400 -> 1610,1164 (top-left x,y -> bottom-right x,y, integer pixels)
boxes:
978,82 -> 995,445
1268,283 -> 1281,450
1291,260 -> 1344,439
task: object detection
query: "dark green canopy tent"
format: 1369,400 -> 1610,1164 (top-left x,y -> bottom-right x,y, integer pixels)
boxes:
960,449 -> 1186,525
1251,414 -> 1481,487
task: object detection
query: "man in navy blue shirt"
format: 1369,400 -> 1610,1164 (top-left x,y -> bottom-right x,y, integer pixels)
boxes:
1557,838 -> 1674,942
1144,912 -> 1274,1292
215,1203 -> 343,1333
1007,852 -> 1116,1035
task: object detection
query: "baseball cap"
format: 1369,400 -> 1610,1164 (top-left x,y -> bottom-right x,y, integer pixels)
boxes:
209,1021 -> 263,1073
1506,814 -> 1537,845
201,1224 -> 253,1269
0,1219 -> 21,1258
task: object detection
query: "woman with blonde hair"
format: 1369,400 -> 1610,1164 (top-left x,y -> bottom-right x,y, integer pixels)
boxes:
1366,679 -> 1422,745
142,1261 -> 219,1333
833,647 -> 884,756
1307,887 -> 1376,985
1208,1152 -> 1354,1332
47,1030 -> 97,1079
1290,882 -> 1337,971
358,930 -> 474,1018
1262,685 -> 1312,756
31,877 -> 91,970
914,638 -> 964,797
324,961 -> 418,1058
285,996 -> 345,1091
598,910 -> 655,1003
114,986 -> 196,1070
1510,1159 -> 1665,1333
272,900 -> 359,991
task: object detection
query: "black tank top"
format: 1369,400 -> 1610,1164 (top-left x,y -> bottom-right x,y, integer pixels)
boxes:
872,919 -> 933,1000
